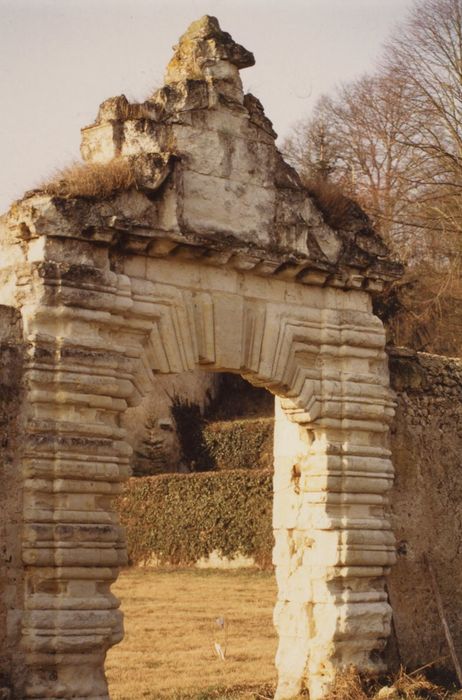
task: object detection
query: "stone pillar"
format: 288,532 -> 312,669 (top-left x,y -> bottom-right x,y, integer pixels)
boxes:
17,253 -> 150,699
273,317 -> 395,700
273,399 -> 313,697
304,425 -> 395,699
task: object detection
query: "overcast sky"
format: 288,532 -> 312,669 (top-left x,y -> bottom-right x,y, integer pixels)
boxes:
0,0 -> 415,213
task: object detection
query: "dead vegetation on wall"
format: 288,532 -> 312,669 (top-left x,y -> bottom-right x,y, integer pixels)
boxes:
304,178 -> 371,233
40,158 -> 136,198
376,271 -> 462,356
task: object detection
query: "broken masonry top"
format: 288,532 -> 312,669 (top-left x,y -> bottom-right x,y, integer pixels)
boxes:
165,15 -> 255,83
4,16 -> 403,291
92,14 -> 263,130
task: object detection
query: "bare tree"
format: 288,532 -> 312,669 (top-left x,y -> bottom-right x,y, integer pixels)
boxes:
384,0 -> 462,259
282,73 -> 419,244
282,96 -> 342,182
282,0 -> 462,354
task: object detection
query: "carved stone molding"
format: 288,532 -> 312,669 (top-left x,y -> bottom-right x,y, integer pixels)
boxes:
5,248 -> 394,698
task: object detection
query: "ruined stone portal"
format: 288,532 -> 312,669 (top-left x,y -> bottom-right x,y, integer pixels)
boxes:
0,16 -> 401,700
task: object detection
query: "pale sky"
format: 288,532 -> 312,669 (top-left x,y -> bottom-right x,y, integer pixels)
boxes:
0,0 -> 415,213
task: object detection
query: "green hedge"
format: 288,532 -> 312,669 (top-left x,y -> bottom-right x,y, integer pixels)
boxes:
116,469 -> 273,568
203,418 -> 274,470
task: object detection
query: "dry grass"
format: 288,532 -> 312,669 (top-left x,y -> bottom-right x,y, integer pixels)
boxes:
40,158 -> 135,198
106,568 -> 279,699
325,667 -> 369,700
106,569 -> 461,700
389,667 -> 454,699
304,178 -> 366,232
325,666 -> 460,700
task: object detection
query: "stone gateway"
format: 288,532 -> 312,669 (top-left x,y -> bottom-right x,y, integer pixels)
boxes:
0,17 -> 403,700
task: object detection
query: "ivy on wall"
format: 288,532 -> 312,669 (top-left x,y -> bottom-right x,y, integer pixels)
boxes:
116,469 -> 274,568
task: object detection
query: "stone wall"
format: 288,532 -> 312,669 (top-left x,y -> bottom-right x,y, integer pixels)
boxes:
0,306 -> 24,695
388,349 -> 462,672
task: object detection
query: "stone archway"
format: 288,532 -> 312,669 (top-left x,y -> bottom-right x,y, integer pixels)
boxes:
0,16 -> 401,700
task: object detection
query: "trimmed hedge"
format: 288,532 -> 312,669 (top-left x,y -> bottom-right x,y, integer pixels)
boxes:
203,418 -> 274,471
116,469 -> 273,568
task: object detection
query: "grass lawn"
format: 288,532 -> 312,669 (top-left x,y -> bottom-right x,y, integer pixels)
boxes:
106,568 -> 462,700
106,567 -> 279,699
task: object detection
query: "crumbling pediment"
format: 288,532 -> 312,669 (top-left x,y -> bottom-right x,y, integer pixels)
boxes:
5,15 -> 401,292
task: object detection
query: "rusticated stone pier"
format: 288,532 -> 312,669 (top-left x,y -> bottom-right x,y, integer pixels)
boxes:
0,16 -> 401,700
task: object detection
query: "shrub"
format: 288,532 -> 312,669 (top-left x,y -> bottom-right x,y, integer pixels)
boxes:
115,469 -> 273,568
203,418 -> 273,470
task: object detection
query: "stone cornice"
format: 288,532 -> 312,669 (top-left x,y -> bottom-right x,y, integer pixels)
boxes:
7,188 -> 402,293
